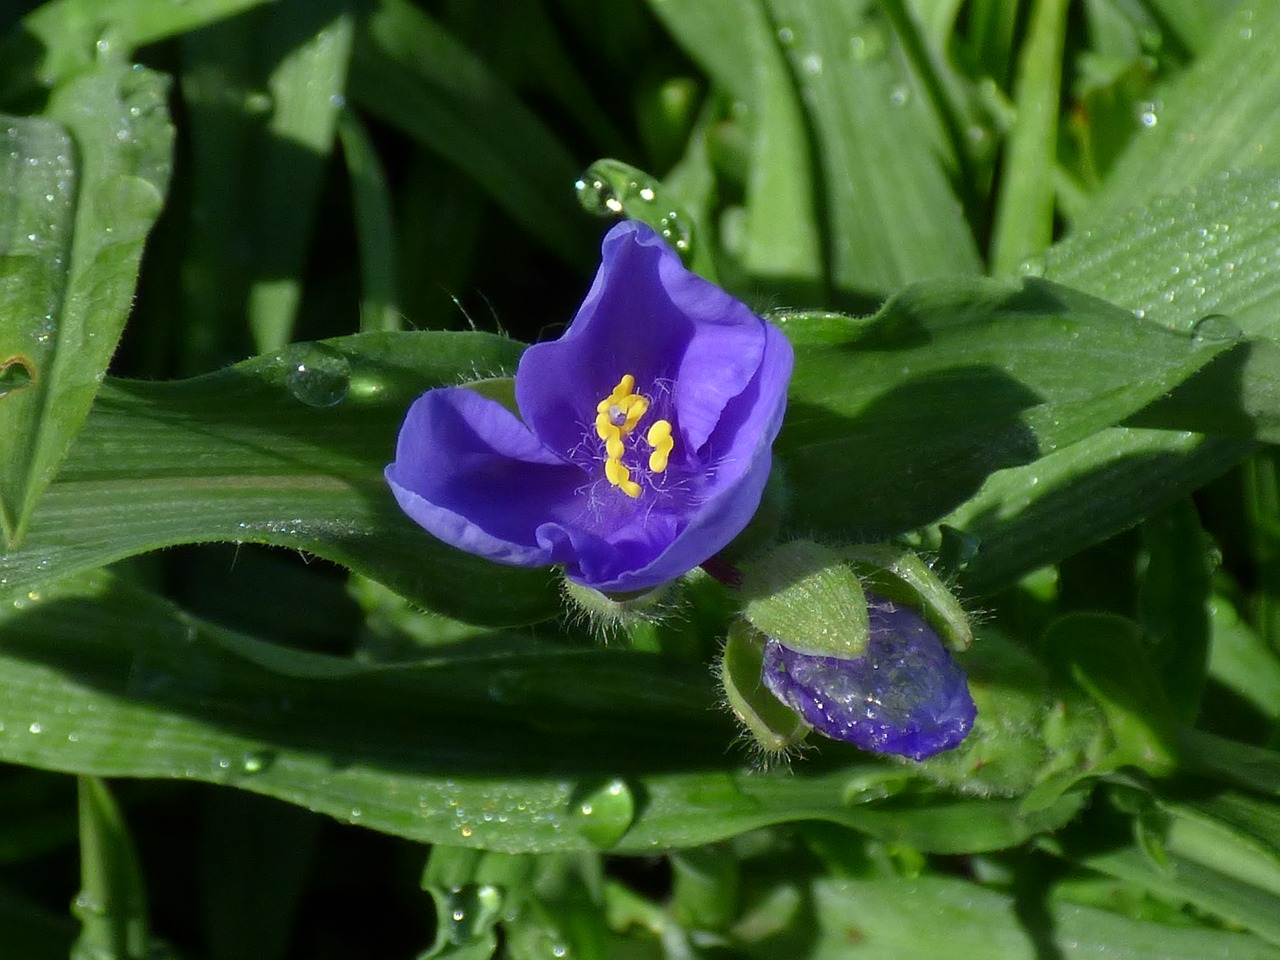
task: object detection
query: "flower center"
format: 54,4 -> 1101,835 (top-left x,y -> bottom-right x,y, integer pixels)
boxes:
593,374 -> 675,498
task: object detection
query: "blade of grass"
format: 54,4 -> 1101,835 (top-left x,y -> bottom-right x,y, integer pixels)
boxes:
337,107 -> 401,333
989,0 -> 1070,275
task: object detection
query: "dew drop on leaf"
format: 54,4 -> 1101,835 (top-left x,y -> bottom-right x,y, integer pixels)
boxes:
284,343 -> 350,408
0,357 -> 35,398
1191,313 -> 1242,343
570,778 -> 636,847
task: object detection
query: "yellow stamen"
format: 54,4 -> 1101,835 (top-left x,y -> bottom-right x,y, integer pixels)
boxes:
604,458 -> 641,498
595,374 -> 669,498
646,419 -> 674,473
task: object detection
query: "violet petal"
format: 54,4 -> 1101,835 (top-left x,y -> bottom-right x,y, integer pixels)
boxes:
385,387 -> 583,567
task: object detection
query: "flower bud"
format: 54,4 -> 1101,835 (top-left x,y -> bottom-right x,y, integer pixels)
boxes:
720,540 -> 977,761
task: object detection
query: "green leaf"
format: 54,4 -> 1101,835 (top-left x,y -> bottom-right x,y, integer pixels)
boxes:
1041,613 -> 1178,776
180,0 -> 354,356
765,0 -> 982,298
72,777 -> 155,960
337,107 -> 401,334
0,65 -> 172,548
945,429 -> 1251,596
808,874 -> 1280,958
0,331 -> 559,627
1072,840 -> 1280,947
988,0 -> 1070,274
349,0 -> 593,270
1208,594 -> 1280,721
0,0 -> 274,100
0,570 -> 1080,855
1083,4 -> 1280,225
774,275 -> 1230,541
1139,501 -> 1212,723
1179,728 -> 1280,796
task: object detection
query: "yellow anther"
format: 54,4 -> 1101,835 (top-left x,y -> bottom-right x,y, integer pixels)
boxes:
622,394 -> 649,431
595,373 -> 658,498
596,412 -> 617,442
646,419 -> 674,473
597,374 -> 636,414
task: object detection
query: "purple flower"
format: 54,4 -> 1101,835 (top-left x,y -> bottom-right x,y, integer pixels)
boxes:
761,595 -> 976,760
385,221 -> 794,593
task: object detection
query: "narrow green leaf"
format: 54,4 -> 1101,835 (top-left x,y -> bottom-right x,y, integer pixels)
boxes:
1208,594 -> 1280,722
767,0 -> 982,298
0,570 -> 1079,854
1042,613 -> 1178,776
247,3 -> 354,351
349,0 -> 593,270
0,0 -> 273,100
181,0 -> 354,357
943,429 -> 1251,595
1163,792 -> 1280,898
810,874 -> 1280,958
1072,842 -> 1280,947
774,275 -> 1230,540
646,0 -> 825,296
1083,3 -> 1280,224
337,107 -> 401,334
1,331 -> 559,627
72,777 -> 153,960
989,0 -> 1070,275
1179,728 -> 1280,796
1139,500 -> 1212,723
0,65 -> 172,548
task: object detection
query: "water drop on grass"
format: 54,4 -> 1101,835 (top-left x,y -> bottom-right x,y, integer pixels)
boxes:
570,778 -> 636,847
0,357 -> 35,398
285,343 -> 350,407
1191,314 -> 1242,343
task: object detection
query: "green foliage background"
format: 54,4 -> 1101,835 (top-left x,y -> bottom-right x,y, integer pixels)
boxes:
2,0 -> 1280,957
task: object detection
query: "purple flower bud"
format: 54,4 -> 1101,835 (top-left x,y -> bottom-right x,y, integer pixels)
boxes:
386,221 -> 793,593
761,596 -> 976,760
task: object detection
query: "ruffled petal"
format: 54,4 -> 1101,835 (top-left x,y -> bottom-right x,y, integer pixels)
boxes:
568,322 -> 793,592
761,597 -> 977,760
516,221 -> 765,461
385,387 -> 584,568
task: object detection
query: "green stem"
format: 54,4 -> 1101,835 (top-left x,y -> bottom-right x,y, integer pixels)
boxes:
72,777 -> 152,960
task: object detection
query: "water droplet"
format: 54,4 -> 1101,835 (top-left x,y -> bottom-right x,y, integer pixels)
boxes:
0,357 -> 35,398
1191,314 -> 1242,343
28,722 -> 42,734
802,52 -> 823,74
889,85 -> 910,107
441,884 -> 503,945
284,343 -> 350,407
1017,254 -> 1047,278
575,177 -> 614,216
571,779 -> 636,848
849,26 -> 888,61
777,26 -> 795,45
240,750 -> 273,774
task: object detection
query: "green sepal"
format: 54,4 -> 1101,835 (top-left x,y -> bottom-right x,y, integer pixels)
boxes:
719,620 -> 810,756
740,540 -> 870,658
561,577 -> 676,638
841,544 -> 973,652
